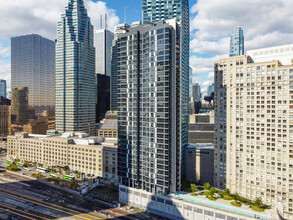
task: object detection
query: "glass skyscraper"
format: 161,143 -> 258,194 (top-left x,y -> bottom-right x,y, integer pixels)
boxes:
11,34 -> 55,112
229,26 -> 244,57
55,0 -> 96,135
116,20 -> 181,194
142,0 -> 190,190
0,80 -> 6,98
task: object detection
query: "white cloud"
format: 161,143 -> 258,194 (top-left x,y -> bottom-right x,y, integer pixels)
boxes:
190,0 -> 293,85
207,72 -> 214,80
0,0 -> 120,41
0,61 -> 11,89
0,44 -> 10,57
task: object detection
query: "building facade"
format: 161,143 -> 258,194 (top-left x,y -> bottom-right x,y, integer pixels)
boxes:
0,79 -> 6,98
189,113 -> 214,144
7,132 -> 118,180
215,55 -> 293,219
96,74 -> 110,123
229,26 -> 244,57
11,34 -> 55,112
185,144 -> 214,186
11,87 -> 29,125
192,83 -> 201,102
94,29 -> 114,77
115,20 -> 182,194
55,0 -> 96,135
142,0 -> 190,179
247,44 -> 293,66
0,106 -> 9,137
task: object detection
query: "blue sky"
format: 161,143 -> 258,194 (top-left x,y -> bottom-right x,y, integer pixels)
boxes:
0,0 -> 293,93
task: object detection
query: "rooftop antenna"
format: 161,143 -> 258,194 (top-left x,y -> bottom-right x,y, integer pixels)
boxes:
100,15 -> 103,29
105,13 -> 108,30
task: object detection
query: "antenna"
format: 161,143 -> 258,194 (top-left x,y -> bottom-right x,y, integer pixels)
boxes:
105,14 -> 108,30
100,15 -> 103,29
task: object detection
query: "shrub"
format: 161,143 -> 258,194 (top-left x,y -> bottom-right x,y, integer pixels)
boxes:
223,195 -> 233,200
32,173 -> 45,179
5,164 -> 21,171
208,196 -> 217,201
202,191 -> 212,196
191,193 -> 198,196
197,186 -> 204,191
251,205 -> 265,212
191,184 -> 197,193
231,201 -> 242,207
225,188 -> 231,195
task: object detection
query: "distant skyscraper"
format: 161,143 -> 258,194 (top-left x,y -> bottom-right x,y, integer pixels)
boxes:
116,20 -> 181,194
0,79 -> 6,98
96,74 -> 110,123
142,0 -> 190,184
229,26 -> 244,57
207,84 -> 214,96
192,83 -> 201,101
94,29 -> 114,77
55,0 -> 96,135
11,34 -> 55,113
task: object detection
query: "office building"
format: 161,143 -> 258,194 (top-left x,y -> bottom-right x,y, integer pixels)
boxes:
0,99 -> 10,137
96,74 -> 110,123
207,84 -> 214,96
10,87 -> 29,125
229,26 -> 244,57
214,55 -> 293,219
94,29 -> 114,77
185,144 -> 214,185
98,111 -> 117,138
0,79 -> 6,98
11,34 -> 55,113
192,83 -> 201,101
55,0 -> 96,135
115,19 -> 181,194
247,44 -> 293,65
7,132 -> 118,180
142,0 -> 190,178
189,113 -> 214,144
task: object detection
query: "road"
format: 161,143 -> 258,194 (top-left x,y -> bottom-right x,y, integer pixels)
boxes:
0,171 -> 163,220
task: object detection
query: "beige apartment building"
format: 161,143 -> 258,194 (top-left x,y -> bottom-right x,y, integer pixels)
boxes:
7,132 -> 118,180
214,55 -> 293,219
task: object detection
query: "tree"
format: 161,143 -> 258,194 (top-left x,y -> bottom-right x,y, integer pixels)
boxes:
204,182 -> 211,190
58,167 -> 62,174
209,187 -> 216,197
190,184 -> 197,193
69,179 -> 79,190
66,169 -> 70,175
255,197 -> 263,206
225,188 -> 231,195
234,192 -> 240,203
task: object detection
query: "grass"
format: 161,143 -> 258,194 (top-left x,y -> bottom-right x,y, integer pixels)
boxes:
88,183 -> 119,203
251,205 -> 265,212
231,201 -> 242,207
223,195 -> 233,200
201,191 -> 212,196
208,196 -> 217,201
190,193 -> 198,196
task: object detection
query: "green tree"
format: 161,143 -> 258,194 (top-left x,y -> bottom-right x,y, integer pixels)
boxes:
69,179 -> 79,189
190,184 -> 197,193
209,187 -> 216,197
234,192 -> 240,203
204,182 -> 211,190
225,188 -> 231,195
255,197 -> 263,206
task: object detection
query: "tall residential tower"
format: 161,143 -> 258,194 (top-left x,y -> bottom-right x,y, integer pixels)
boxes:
11,34 -> 55,113
55,0 -> 96,135
229,26 -> 244,57
142,0 -> 190,186
0,79 -> 6,98
116,20 -> 181,194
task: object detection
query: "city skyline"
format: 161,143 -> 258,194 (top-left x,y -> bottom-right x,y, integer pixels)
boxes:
1,0 -> 293,93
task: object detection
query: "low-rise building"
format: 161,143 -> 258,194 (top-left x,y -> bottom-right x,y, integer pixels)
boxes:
98,111 -> 118,138
185,144 -> 214,185
7,132 -> 118,180
189,113 -> 214,144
